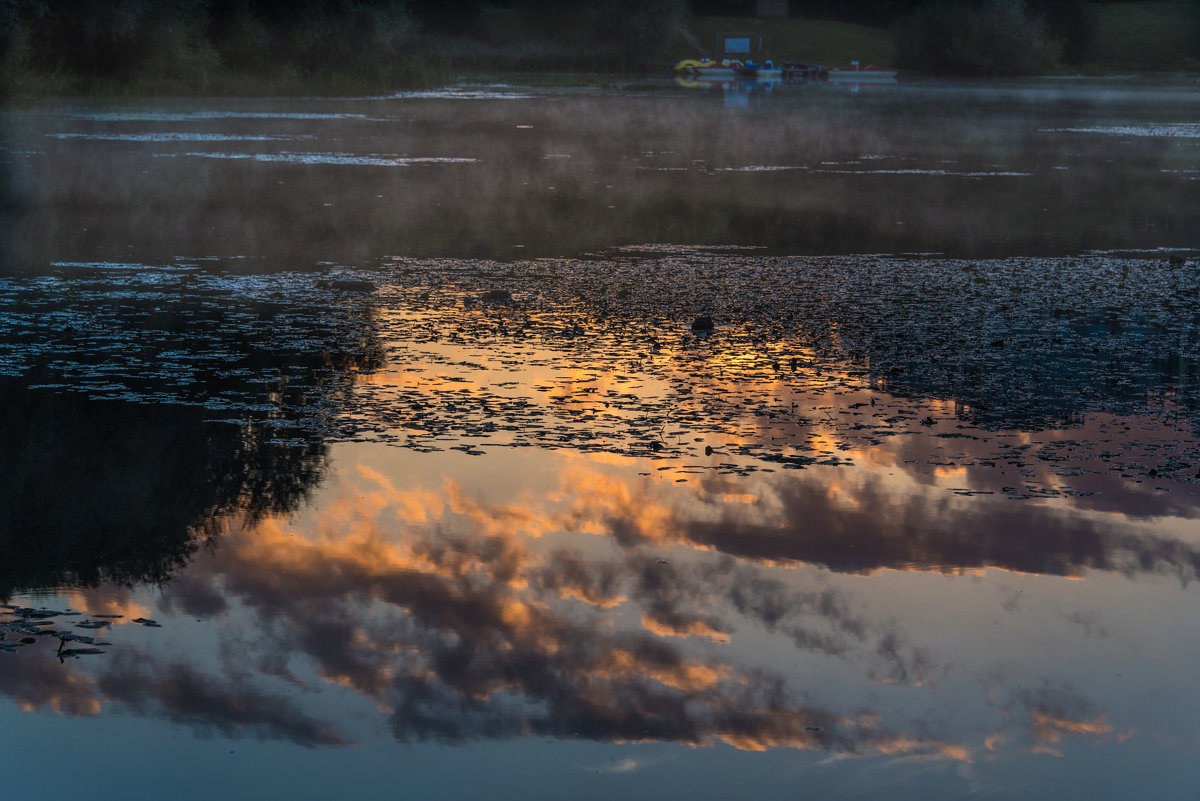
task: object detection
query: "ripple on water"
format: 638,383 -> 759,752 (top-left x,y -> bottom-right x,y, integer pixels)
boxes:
1040,124 -> 1200,138
710,164 -> 1032,177
168,152 -> 479,166
69,111 -> 377,122
46,133 -> 306,142
369,86 -> 540,100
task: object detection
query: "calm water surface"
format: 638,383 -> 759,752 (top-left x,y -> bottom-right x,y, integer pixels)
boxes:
2,78 -> 1200,800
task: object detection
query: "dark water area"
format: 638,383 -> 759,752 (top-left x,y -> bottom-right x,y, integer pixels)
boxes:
2,78 -> 1200,800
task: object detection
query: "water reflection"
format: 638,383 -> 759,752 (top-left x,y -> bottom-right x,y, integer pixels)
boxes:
0,443 -> 1172,767
0,380 -> 327,596
0,260 -> 387,596
2,82 -> 1200,798
2,251 -> 1198,598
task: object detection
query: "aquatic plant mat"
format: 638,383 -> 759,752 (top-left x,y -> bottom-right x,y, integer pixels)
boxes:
5,250 -> 1198,497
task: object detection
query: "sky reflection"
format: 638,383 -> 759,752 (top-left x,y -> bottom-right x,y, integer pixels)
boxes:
3,441 -> 1195,775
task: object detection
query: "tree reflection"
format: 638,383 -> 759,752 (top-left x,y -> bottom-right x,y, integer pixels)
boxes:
0,261 -> 385,597
0,379 -> 327,597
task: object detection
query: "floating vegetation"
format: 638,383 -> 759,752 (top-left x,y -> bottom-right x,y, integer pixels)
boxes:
0,606 -> 160,661
2,252 -> 1199,502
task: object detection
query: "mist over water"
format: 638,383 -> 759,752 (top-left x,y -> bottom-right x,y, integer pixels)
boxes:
1,78 -> 1199,801
3,78 -> 1198,273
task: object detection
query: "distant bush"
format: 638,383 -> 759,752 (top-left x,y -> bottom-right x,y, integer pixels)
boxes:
1032,0 -> 1094,65
505,0 -> 686,69
895,0 -> 1063,75
211,0 -> 415,79
574,0 -> 687,68
1193,1 -> 1200,58
0,0 -> 424,94
16,0 -> 218,81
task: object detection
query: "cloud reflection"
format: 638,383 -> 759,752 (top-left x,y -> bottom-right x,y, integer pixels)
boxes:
3,446 -> 1157,761
131,460 -> 973,758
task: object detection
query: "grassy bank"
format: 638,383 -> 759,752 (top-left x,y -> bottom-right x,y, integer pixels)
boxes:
673,2 -> 1197,75
670,16 -> 896,68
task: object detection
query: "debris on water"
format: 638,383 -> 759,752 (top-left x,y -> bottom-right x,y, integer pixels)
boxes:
131,618 -> 162,627
3,253 -> 1200,504
0,605 -> 165,660
58,648 -> 105,659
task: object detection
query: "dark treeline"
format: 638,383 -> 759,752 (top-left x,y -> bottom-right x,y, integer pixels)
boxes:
0,0 -> 687,89
1,0 -> 1196,91
692,0 -> 1099,65
0,378 -> 330,597
2,0 -> 418,86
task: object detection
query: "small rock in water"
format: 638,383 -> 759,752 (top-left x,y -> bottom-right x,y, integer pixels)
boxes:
132,618 -> 162,627
691,316 -> 714,331
481,289 -> 512,301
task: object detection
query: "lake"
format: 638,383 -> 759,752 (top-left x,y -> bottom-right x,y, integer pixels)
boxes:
2,76 -> 1199,800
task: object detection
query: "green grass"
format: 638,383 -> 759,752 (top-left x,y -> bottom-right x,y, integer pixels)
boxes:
1089,2 -> 1198,71
671,16 -> 896,68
